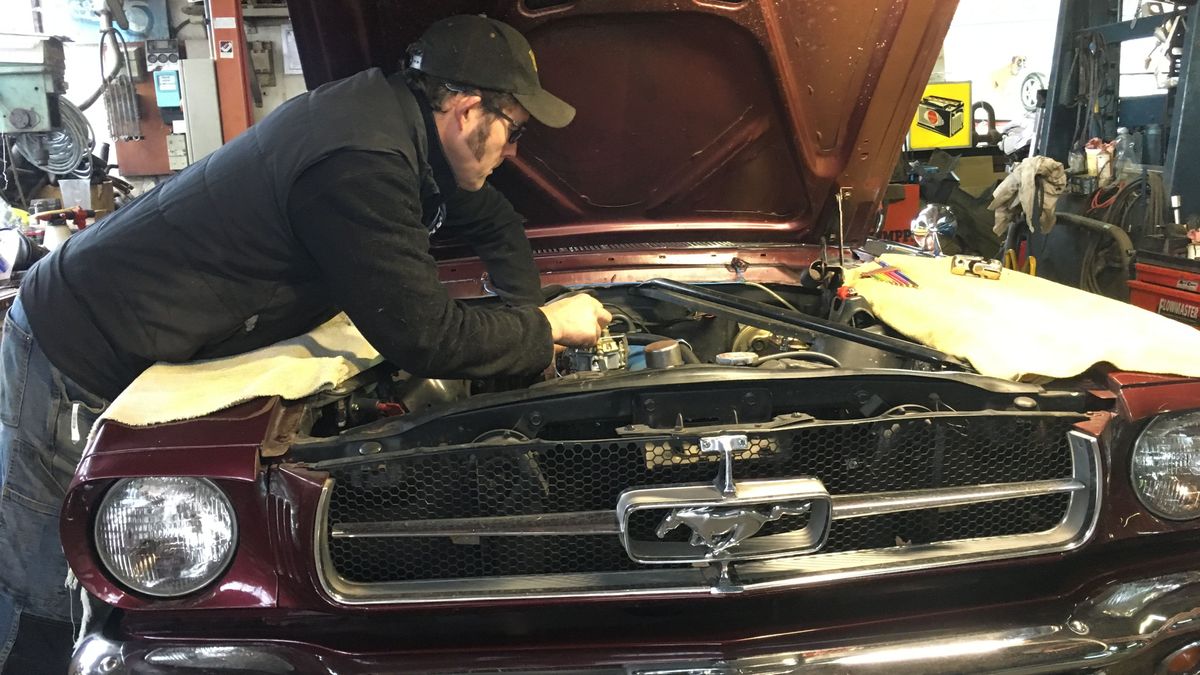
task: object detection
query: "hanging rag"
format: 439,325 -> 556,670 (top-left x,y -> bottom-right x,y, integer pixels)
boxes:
989,155 -> 1067,236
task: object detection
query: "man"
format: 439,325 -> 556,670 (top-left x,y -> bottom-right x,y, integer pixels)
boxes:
0,15 -> 609,670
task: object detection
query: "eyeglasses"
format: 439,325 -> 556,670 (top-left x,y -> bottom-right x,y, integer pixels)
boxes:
441,82 -> 527,145
489,108 -> 526,145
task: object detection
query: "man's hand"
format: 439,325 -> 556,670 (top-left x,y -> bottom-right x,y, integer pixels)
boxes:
539,294 -> 612,347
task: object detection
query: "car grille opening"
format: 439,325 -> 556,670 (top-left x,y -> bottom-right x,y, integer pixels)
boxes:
315,413 -> 1098,603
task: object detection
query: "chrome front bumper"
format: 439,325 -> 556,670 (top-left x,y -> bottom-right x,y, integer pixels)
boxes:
71,571 -> 1200,674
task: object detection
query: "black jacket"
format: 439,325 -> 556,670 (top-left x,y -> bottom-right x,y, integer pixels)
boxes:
22,68 -> 553,400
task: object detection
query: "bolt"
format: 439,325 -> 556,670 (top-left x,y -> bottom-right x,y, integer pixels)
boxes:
644,398 -> 657,412
7,108 -> 35,130
700,439 -> 712,451
99,656 -> 120,672
358,441 -> 382,456
1068,620 -> 1089,635
743,392 -> 758,407
528,411 -> 543,426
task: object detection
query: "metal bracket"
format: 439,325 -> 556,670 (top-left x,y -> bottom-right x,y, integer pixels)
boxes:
700,434 -> 749,496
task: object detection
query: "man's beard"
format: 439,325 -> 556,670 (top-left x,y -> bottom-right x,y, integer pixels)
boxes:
467,122 -> 491,162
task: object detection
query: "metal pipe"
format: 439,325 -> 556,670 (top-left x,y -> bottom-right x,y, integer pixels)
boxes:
1054,211 -> 1135,272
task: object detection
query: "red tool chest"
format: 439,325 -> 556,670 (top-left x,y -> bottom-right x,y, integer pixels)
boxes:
1129,253 -> 1200,328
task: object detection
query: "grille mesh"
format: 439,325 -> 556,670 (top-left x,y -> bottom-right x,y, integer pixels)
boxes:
325,415 -> 1079,584
822,493 -> 1071,553
330,535 -> 636,583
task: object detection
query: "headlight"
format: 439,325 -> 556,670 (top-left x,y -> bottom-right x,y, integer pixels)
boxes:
94,477 -> 237,597
1132,410 -> 1200,521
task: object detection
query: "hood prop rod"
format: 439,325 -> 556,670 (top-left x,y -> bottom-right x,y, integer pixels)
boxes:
836,186 -> 851,269
632,278 -> 971,372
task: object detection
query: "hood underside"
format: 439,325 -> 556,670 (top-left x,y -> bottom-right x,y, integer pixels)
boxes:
286,0 -> 957,246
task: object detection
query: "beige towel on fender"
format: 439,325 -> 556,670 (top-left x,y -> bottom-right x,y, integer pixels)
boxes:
847,254 -> 1200,382
100,313 -> 382,427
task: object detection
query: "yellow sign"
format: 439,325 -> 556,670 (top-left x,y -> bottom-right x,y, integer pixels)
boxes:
909,81 -> 972,150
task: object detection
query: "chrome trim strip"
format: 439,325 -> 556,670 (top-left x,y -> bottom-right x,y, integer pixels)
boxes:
314,479 -> 717,605
313,433 -> 1102,605
713,429 -> 1099,591
829,478 -> 1086,519
332,511 -> 620,538
328,479 -> 1084,540
73,571 -> 1200,674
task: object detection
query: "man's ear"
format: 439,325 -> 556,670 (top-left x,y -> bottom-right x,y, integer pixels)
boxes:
451,94 -> 483,131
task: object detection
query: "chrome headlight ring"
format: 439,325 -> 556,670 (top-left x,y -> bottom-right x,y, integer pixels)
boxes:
1131,410 -> 1200,521
94,477 -> 237,597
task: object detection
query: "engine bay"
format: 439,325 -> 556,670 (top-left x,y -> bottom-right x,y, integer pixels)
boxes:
301,277 -> 990,439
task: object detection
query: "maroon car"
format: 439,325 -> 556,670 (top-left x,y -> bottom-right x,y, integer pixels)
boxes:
65,1 -> 1200,673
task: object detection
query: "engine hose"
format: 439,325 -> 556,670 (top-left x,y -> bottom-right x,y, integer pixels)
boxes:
1054,211 -> 1135,295
753,350 -> 841,368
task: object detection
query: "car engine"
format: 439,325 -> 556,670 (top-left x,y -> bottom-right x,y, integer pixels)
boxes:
302,277 -> 976,438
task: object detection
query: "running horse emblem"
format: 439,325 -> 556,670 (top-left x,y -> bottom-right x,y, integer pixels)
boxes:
655,502 -> 813,556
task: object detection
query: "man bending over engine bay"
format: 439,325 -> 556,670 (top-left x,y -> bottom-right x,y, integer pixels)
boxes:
0,15 -> 609,670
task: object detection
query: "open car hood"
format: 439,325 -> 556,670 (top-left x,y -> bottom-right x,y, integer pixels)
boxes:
286,0 -> 957,247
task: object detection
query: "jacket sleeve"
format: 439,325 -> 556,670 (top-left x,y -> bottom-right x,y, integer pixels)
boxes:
434,183 -> 544,307
288,150 -> 554,378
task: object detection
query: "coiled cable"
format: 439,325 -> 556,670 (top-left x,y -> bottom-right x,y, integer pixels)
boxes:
13,97 -> 94,177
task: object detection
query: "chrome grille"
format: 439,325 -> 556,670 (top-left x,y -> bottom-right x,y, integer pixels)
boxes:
822,492 -> 1071,552
316,413 -> 1099,603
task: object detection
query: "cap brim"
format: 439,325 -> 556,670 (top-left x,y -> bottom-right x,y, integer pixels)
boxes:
514,87 -> 576,128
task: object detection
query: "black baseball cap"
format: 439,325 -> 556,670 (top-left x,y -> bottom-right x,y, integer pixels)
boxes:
409,15 -> 575,128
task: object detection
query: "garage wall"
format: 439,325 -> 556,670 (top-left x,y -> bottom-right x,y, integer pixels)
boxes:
241,17 -> 307,122
1119,0 -> 1180,98
3,0 -> 307,189
163,0 -> 308,153
0,0 -> 34,31
940,0 -> 1182,120
168,0 -> 308,125
939,0 -> 1061,122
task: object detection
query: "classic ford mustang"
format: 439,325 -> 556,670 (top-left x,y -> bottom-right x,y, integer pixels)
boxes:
65,1 -> 1200,673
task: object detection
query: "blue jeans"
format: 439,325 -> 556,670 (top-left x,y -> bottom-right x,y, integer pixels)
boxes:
0,297 -> 107,667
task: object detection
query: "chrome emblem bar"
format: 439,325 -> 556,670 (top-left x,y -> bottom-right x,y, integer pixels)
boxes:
655,502 -> 813,556
618,434 -> 832,564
